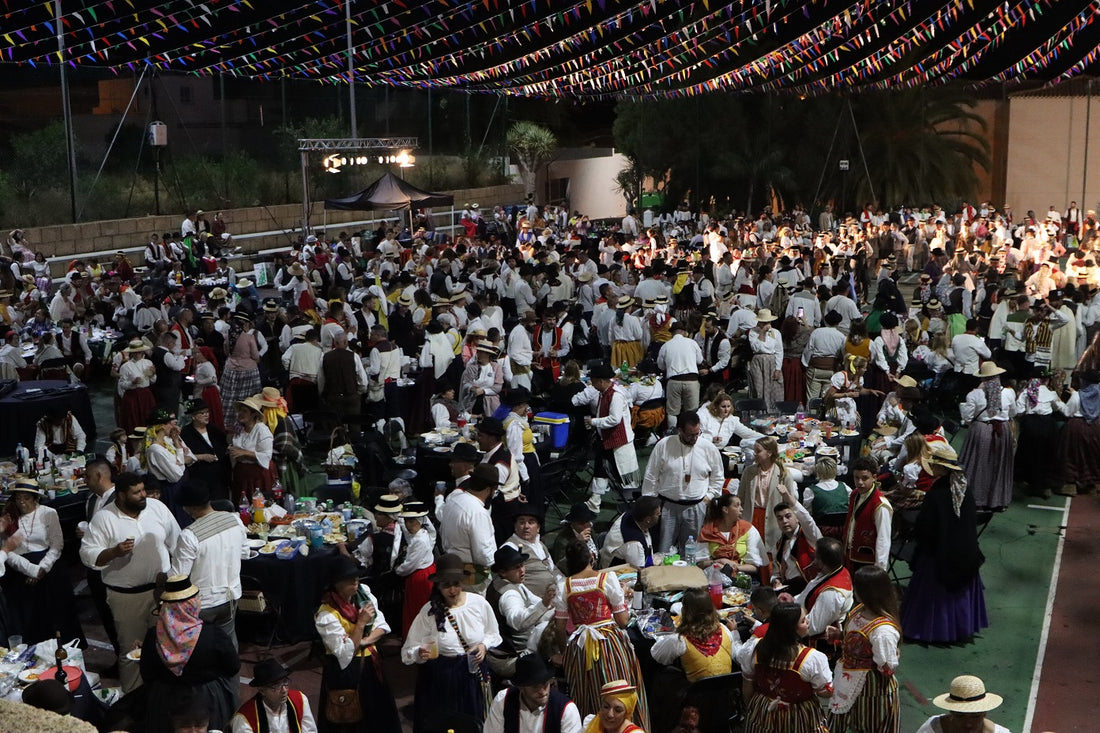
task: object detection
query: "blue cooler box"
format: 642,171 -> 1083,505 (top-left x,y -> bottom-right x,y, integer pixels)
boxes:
533,412 -> 570,449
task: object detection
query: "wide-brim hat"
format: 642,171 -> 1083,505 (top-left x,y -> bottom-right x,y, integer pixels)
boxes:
209,287 -> 228,300
577,270 -> 594,282
563,502 -> 598,524
893,375 -> 918,389
160,574 -> 200,603
590,362 -> 615,379
397,293 -> 414,307
429,553 -> 467,583
399,501 -> 429,519
755,308 -> 778,323
236,279 -> 254,289
287,263 -> 306,277
262,299 -> 280,313
232,311 -> 254,324
476,339 -> 499,355
185,398 -> 208,415
477,417 -> 506,437
449,442 -> 482,463
978,361 -> 1006,378
492,544 -> 529,572
236,396 -> 265,415
249,659 -> 291,688
932,675 -> 1003,713
616,296 -> 635,309
926,298 -> 942,310
124,339 -> 149,354
258,387 -> 283,409
921,441 -> 962,473
147,407 -> 174,426
374,494 -> 403,514
512,653 -> 554,686
11,478 -> 41,496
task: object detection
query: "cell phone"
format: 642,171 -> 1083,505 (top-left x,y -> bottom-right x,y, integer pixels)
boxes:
796,306 -> 805,319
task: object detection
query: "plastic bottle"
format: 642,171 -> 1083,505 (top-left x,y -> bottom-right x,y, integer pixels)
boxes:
14,443 -> 24,474
620,360 -> 629,378
251,488 -> 265,524
795,402 -> 805,421
271,479 -> 284,503
238,497 -> 251,525
706,564 -> 725,609
684,535 -> 697,565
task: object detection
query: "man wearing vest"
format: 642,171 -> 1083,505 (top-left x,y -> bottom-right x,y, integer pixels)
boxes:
794,537 -> 854,641
572,362 -> 639,513
842,456 -> 893,572
174,483 -> 248,650
151,331 -> 187,413
230,658 -> 317,733
484,653 -> 583,733
771,492 -> 823,596
696,312 -> 731,390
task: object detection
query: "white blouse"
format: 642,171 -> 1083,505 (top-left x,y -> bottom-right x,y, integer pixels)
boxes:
609,312 -> 644,342
6,504 -> 63,578
651,624 -> 741,667
394,520 -> 437,576
232,421 -> 274,468
146,441 -> 192,482
749,328 -> 783,371
117,357 -> 155,397
830,609 -> 900,715
740,644 -> 833,692
960,385 -> 1018,424
697,408 -> 763,446
401,592 -> 502,663
314,583 -> 389,670
1015,384 -> 1064,416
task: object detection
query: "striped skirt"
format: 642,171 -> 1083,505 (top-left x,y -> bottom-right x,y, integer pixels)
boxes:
745,693 -> 829,733
748,354 -> 783,412
220,366 -> 261,430
562,623 -> 650,732
959,420 -> 1015,511
828,669 -> 898,733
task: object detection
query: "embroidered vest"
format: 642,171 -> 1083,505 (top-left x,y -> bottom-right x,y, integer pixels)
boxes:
596,387 -> 629,450
775,531 -> 818,582
840,605 -> 899,672
753,646 -> 816,704
843,489 -> 890,567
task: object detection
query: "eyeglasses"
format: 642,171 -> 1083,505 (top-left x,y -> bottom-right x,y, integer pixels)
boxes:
264,681 -> 291,690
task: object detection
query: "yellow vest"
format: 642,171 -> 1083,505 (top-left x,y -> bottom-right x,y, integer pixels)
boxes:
318,603 -> 373,658
505,413 -> 535,454
681,629 -> 733,682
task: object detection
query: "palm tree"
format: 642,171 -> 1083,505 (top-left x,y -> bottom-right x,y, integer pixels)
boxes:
506,121 -> 558,199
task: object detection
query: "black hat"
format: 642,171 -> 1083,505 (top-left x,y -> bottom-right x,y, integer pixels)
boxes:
450,442 -> 482,463
824,310 -> 843,326
504,387 -> 532,407
563,502 -> 597,524
178,482 -> 210,508
328,555 -> 363,587
429,552 -> 467,583
184,398 -> 208,415
147,407 -> 174,426
510,501 -> 543,523
477,417 -> 506,437
249,659 -> 291,688
911,405 -> 941,435
22,679 -> 72,715
492,544 -> 529,572
589,362 -> 614,380
513,654 -> 555,687
232,311 -> 253,324
636,358 -> 659,376
468,463 -> 501,491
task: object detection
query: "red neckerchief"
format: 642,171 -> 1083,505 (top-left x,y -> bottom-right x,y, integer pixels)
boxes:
683,628 -> 724,657
322,590 -> 358,624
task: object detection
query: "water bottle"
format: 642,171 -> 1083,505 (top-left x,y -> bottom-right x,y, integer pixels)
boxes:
620,360 -> 629,378
706,563 -> 724,609
684,535 -> 698,565
795,402 -> 805,421
14,443 -> 25,474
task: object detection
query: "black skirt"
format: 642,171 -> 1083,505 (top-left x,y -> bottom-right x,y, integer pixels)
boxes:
1015,414 -> 1061,491
319,651 -> 401,733
1,549 -> 85,647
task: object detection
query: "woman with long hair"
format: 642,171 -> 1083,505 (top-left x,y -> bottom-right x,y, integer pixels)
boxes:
748,309 -> 784,412
844,319 -> 872,362
651,587 -> 740,682
738,436 -> 797,579
824,355 -> 880,430
828,566 -> 901,733
741,602 -> 832,732
555,540 -> 650,731
401,553 -> 502,732
315,556 -> 400,732
697,391 -> 763,448
697,494 -> 765,576
220,312 -> 261,430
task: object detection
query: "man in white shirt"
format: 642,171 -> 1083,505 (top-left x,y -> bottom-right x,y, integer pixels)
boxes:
174,483 -> 248,650
641,412 -> 724,553
621,209 -> 640,239
572,363 -> 639,511
802,310 -> 847,401
824,284 -> 862,334
79,459 -> 119,654
437,463 -> 499,591
657,323 -> 706,430
79,471 -> 180,693
786,278 -> 823,327
484,653 -> 582,733
507,313 -> 536,390
793,537 -> 854,639
488,545 -> 555,662
231,659 -> 318,733
951,319 -> 992,376
0,331 -> 27,372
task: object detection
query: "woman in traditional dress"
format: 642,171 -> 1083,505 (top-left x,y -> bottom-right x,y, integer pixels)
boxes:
228,396 -> 276,504
0,479 -> 85,646
747,308 -> 784,412
738,436 -> 797,581
314,556 -> 400,733
220,312 -> 261,430
958,361 -> 1017,511
144,409 -> 195,524
1057,373 -> 1100,495
868,312 -> 908,394
828,566 -> 901,733
180,398 -> 230,502
1014,370 -> 1064,498
192,345 -> 224,430
651,588 -> 740,682
393,501 -> 437,640
401,553 -> 502,732
554,540 -> 650,731
825,355 -> 879,430
581,680 -> 646,733
740,602 -> 832,733
257,387 -> 304,499
609,296 -> 644,369
900,441 -> 988,643
140,575 -> 240,733
116,339 -> 157,433
697,494 -> 765,576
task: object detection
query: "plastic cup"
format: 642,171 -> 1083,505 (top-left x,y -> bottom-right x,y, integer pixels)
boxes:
466,649 -> 480,673
7,635 -> 22,650
77,521 -> 89,534
422,640 -> 439,660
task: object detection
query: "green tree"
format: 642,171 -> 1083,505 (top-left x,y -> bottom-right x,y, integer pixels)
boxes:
7,120 -> 77,200
506,121 -> 557,198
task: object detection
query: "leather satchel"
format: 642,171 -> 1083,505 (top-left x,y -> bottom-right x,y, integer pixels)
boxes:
325,689 -> 362,724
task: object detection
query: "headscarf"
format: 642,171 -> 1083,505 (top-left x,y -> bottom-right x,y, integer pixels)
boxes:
981,375 -> 1003,413
1024,378 -> 1041,410
261,401 -> 288,434
584,681 -> 639,733
1080,382 -> 1100,423
949,470 -> 969,518
156,596 -> 203,676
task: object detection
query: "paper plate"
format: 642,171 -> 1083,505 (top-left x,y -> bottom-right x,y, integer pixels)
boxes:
247,539 -> 267,550
18,667 -> 46,684
125,649 -> 142,662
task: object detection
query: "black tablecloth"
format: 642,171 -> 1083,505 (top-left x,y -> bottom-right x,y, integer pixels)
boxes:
0,380 -> 96,456
240,544 -> 342,643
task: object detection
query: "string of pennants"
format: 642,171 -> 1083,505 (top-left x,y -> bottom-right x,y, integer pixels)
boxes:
0,0 -> 1095,98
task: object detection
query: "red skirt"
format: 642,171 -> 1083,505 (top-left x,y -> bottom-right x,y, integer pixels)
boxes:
752,506 -> 772,584
200,385 -> 224,431
782,356 -> 805,403
402,564 -> 436,640
120,387 -> 156,433
232,460 -> 276,503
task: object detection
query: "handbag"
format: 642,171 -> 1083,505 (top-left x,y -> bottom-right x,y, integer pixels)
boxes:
325,688 -> 363,724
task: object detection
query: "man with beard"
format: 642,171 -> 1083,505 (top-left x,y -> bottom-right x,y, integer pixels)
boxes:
79,471 -> 179,693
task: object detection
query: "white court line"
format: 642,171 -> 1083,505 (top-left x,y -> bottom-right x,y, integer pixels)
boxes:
1026,504 -> 1066,512
1023,496 -> 1071,733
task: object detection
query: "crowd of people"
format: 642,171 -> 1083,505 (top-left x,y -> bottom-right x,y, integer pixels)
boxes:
0,194 -> 1086,732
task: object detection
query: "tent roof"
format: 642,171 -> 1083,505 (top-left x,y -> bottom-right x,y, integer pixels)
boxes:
1,1 -> 1098,99
324,172 -> 454,211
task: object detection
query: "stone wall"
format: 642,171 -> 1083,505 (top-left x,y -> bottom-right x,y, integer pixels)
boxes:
21,182 -> 524,275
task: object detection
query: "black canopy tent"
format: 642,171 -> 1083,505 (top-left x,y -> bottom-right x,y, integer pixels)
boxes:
324,172 -> 454,237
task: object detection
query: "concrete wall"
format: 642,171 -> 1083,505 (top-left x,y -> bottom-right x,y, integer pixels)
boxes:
542,151 -> 630,220
1005,96 -> 1100,217
16,183 -> 524,275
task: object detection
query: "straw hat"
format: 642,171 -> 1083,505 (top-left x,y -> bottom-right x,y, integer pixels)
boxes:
397,293 -> 414,307
123,339 -> 149,354
399,501 -> 429,519
236,396 -> 265,415
236,278 -> 254,289
755,308 -> 778,323
932,675 -> 1003,713
257,387 -> 283,409
977,361 -> 1006,379
373,494 -> 403,515
616,295 -> 635,309
894,375 -> 918,389
921,441 -> 962,473
599,680 -> 637,697
577,270 -> 594,282
208,287 -> 228,300
11,478 -> 41,496
159,574 -> 200,603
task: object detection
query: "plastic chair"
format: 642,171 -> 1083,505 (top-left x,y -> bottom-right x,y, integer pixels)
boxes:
236,574 -> 282,659
734,398 -> 767,422
681,671 -> 744,733
775,400 -> 800,415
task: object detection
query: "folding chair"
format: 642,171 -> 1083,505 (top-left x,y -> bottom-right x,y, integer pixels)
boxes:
302,410 -> 341,449
734,398 -> 767,423
807,397 -> 824,418
236,574 -> 282,660
887,509 -> 920,590
775,400 -> 800,415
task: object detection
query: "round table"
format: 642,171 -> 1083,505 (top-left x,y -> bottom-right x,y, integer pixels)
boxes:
0,380 -> 96,456
240,544 -> 342,643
